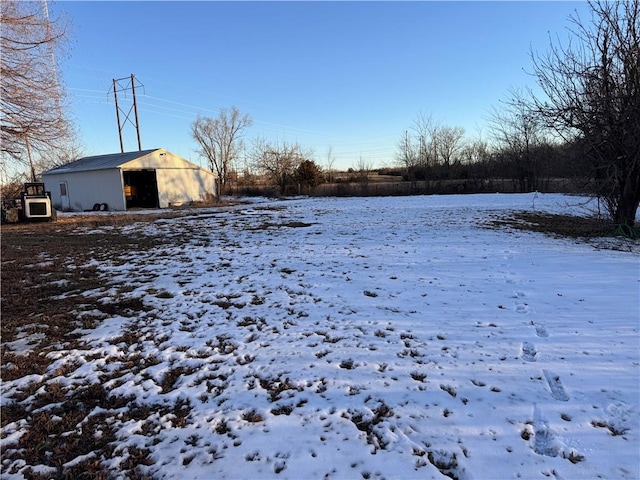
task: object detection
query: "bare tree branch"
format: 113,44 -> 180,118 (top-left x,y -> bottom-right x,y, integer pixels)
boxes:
191,106 -> 252,195
1,0 -> 73,177
249,138 -> 313,195
530,0 -> 640,225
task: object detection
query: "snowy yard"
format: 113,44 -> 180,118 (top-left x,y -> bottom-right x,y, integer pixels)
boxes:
2,193 -> 639,479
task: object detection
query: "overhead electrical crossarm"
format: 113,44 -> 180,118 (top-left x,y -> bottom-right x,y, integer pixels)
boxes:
108,74 -> 145,152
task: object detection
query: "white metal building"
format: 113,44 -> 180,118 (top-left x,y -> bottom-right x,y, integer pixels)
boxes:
43,148 -> 217,211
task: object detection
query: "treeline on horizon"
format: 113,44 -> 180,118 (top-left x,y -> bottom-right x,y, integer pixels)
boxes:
226,139 -> 592,198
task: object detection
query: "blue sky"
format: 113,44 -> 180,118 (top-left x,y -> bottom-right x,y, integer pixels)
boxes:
52,1 -> 590,170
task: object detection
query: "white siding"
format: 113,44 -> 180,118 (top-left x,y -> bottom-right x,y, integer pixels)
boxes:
155,168 -> 216,208
44,170 -> 125,211
122,150 -> 202,170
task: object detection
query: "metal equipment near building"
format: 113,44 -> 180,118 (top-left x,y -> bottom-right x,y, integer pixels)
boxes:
1,183 -> 57,223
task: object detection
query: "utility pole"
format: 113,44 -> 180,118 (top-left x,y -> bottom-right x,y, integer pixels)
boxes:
109,74 -> 144,152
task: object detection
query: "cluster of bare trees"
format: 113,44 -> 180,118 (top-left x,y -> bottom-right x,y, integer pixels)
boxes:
396,0 -> 639,227
247,139 -> 317,195
190,100 -> 334,195
1,0 -> 76,181
397,114 -> 467,186
487,91 -> 550,193
191,107 -> 321,196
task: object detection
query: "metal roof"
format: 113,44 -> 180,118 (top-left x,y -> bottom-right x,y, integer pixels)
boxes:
43,149 -> 160,174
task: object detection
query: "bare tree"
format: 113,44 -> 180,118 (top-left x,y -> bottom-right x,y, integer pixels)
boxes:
398,114 -> 470,185
460,135 -> 490,165
530,0 -> 640,226
413,113 -> 440,168
396,130 -> 418,186
325,146 -> 336,183
191,106 -> 252,195
435,125 -> 465,167
250,138 -> 312,195
356,155 -> 373,184
1,0 -> 72,180
32,140 -> 85,176
489,90 -> 548,192
396,113 -> 440,187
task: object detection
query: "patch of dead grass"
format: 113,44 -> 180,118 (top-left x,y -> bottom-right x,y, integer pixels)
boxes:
1,216 -> 164,477
489,212 -> 634,239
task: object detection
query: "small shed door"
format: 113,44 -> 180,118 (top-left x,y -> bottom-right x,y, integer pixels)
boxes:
59,182 -> 70,210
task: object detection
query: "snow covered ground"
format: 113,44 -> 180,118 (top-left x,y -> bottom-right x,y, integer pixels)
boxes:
3,193 -> 639,479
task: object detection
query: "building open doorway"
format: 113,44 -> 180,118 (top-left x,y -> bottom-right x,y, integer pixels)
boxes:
123,170 -> 159,209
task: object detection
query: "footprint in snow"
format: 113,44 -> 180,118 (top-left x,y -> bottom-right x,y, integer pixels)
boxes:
521,342 -> 537,362
532,405 -> 562,457
533,322 -> 549,338
543,370 -> 570,401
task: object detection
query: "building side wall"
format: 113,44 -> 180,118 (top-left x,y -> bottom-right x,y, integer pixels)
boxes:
43,170 -> 125,211
155,168 -> 216,208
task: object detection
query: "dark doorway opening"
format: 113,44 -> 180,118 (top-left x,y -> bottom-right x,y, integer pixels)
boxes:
123,170 -> 159,209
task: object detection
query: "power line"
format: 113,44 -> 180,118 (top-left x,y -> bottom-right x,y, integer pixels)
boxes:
69,71 -> 400,164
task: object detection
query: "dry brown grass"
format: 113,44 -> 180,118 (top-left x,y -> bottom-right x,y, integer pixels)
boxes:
489,211 -> 640,239
1,214 -> 163,478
